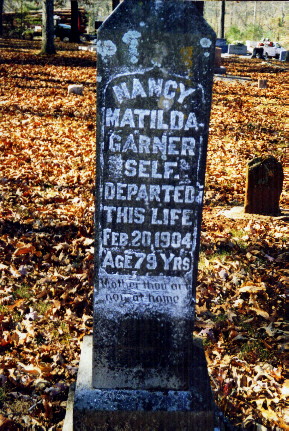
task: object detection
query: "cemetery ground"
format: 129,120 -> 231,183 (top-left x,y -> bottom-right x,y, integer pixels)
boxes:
0,39 -> 288,431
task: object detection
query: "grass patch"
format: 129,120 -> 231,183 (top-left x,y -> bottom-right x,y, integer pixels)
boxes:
212,313 -> 228,322
0,387 -> 7,403
51,322 -> 71,344
34,301 -> 50,315
230,229 -> 247,249
14,285 -> 32,299
239,340 -> 275,362
198,249 -> 231,270
0,305 -> 9,314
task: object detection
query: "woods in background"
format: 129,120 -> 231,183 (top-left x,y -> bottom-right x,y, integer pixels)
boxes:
0,1 -> 289,50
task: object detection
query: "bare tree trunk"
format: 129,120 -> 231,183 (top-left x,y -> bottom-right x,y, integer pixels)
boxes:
41,0 -> 56,54
0,0 -> 4,37
70,0 -> 80,43
253,0 -> 257,26
252,0 -> 257,39
230,1 -> 235,26
281,1 -> 285,26
218,0 -> 225,38
215,2 -> 219,36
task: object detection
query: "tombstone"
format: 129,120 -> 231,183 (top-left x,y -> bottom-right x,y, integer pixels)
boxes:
258,79 -> 268,89
245,156 -> 283,216
246,40 -> 257,52
280,50 -> 289,62
214,47 -> 226,74
68,84 -> 83,95
70,1 -> 216,429
216,37 -> 228,53
215,47 -> 222,68
228,44 -> 247,56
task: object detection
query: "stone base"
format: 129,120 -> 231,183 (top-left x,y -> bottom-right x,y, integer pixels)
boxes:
63,336 -> 215,431
218,206 -> 289,220
214,66 -> 226,74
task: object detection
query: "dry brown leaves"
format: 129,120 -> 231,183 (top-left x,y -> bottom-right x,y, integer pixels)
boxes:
0,40 -> 288,430
200,56 -> 288,431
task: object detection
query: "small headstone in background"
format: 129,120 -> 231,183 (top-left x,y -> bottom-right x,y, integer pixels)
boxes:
215,47 -> 222,68
68,84 -> 83,95
214,47 -> 226,74
258,79 -> 268,89
228,44 -> 247,56
245,156 -> 283,215
281,50 -> 289,62
216,37 -> 228,53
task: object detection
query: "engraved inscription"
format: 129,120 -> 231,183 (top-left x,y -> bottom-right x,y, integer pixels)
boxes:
99,73 -> 204,282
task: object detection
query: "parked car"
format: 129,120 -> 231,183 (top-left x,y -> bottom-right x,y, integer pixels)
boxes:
28,23 -> 88,42
55,23 -> 71,41
251,40 -> 283,59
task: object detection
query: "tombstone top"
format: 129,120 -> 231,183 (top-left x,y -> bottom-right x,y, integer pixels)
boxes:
97,0 -> 216,91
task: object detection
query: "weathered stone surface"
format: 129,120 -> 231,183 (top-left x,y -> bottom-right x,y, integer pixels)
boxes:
66,2 -> 217,429
214,47 -> 226,74
94,0 -> 216,391
245,156 -> 283,215
258,79 -> 268,89
216,37 -> 228,53
280,50 -> 289,61
72,337 -> 214,431
215,47 -> 222,68
68,84 -> 83,95
228,44 -> 247,55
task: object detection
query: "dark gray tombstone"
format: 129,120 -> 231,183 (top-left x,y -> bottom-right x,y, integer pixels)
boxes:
228,43 -> 247,55
245,156 -> 283,215
216,37 -> 228,53
280,50 -> 289,62
71,1 -> 216,429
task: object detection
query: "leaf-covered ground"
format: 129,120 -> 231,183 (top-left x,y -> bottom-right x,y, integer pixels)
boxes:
0,39 -> 288,430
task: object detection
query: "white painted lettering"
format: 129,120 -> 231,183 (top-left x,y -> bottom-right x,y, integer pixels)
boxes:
168,137 -> 180,155
106,108 -> 120,127
132,78 -> 147,99
163,161 -> 178,179
110,79 -> 196,105
109,133 -> 121,151
127,184 -> 138,200
103,183 -> 195,204
104,182 -> 115,199
152,135 -> 167,154
102,206 -> 145,224
134,109 -> 151,128
124,159 -> 137,176
112,83 -> 130,104
178,83 -> 195,103
160,253 -> 175,270
163,80 -> 178,99
148,78 -> 163,97
170,111 -> 184,130
184,112 -> 199,130
122,134 -> 138,152
181,137 -> 195,155
139,160 -> 150,178
157,110 -> 168,129
139,135 -> 150,153
150,110 -> 157,128
120,109 -> 135,128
